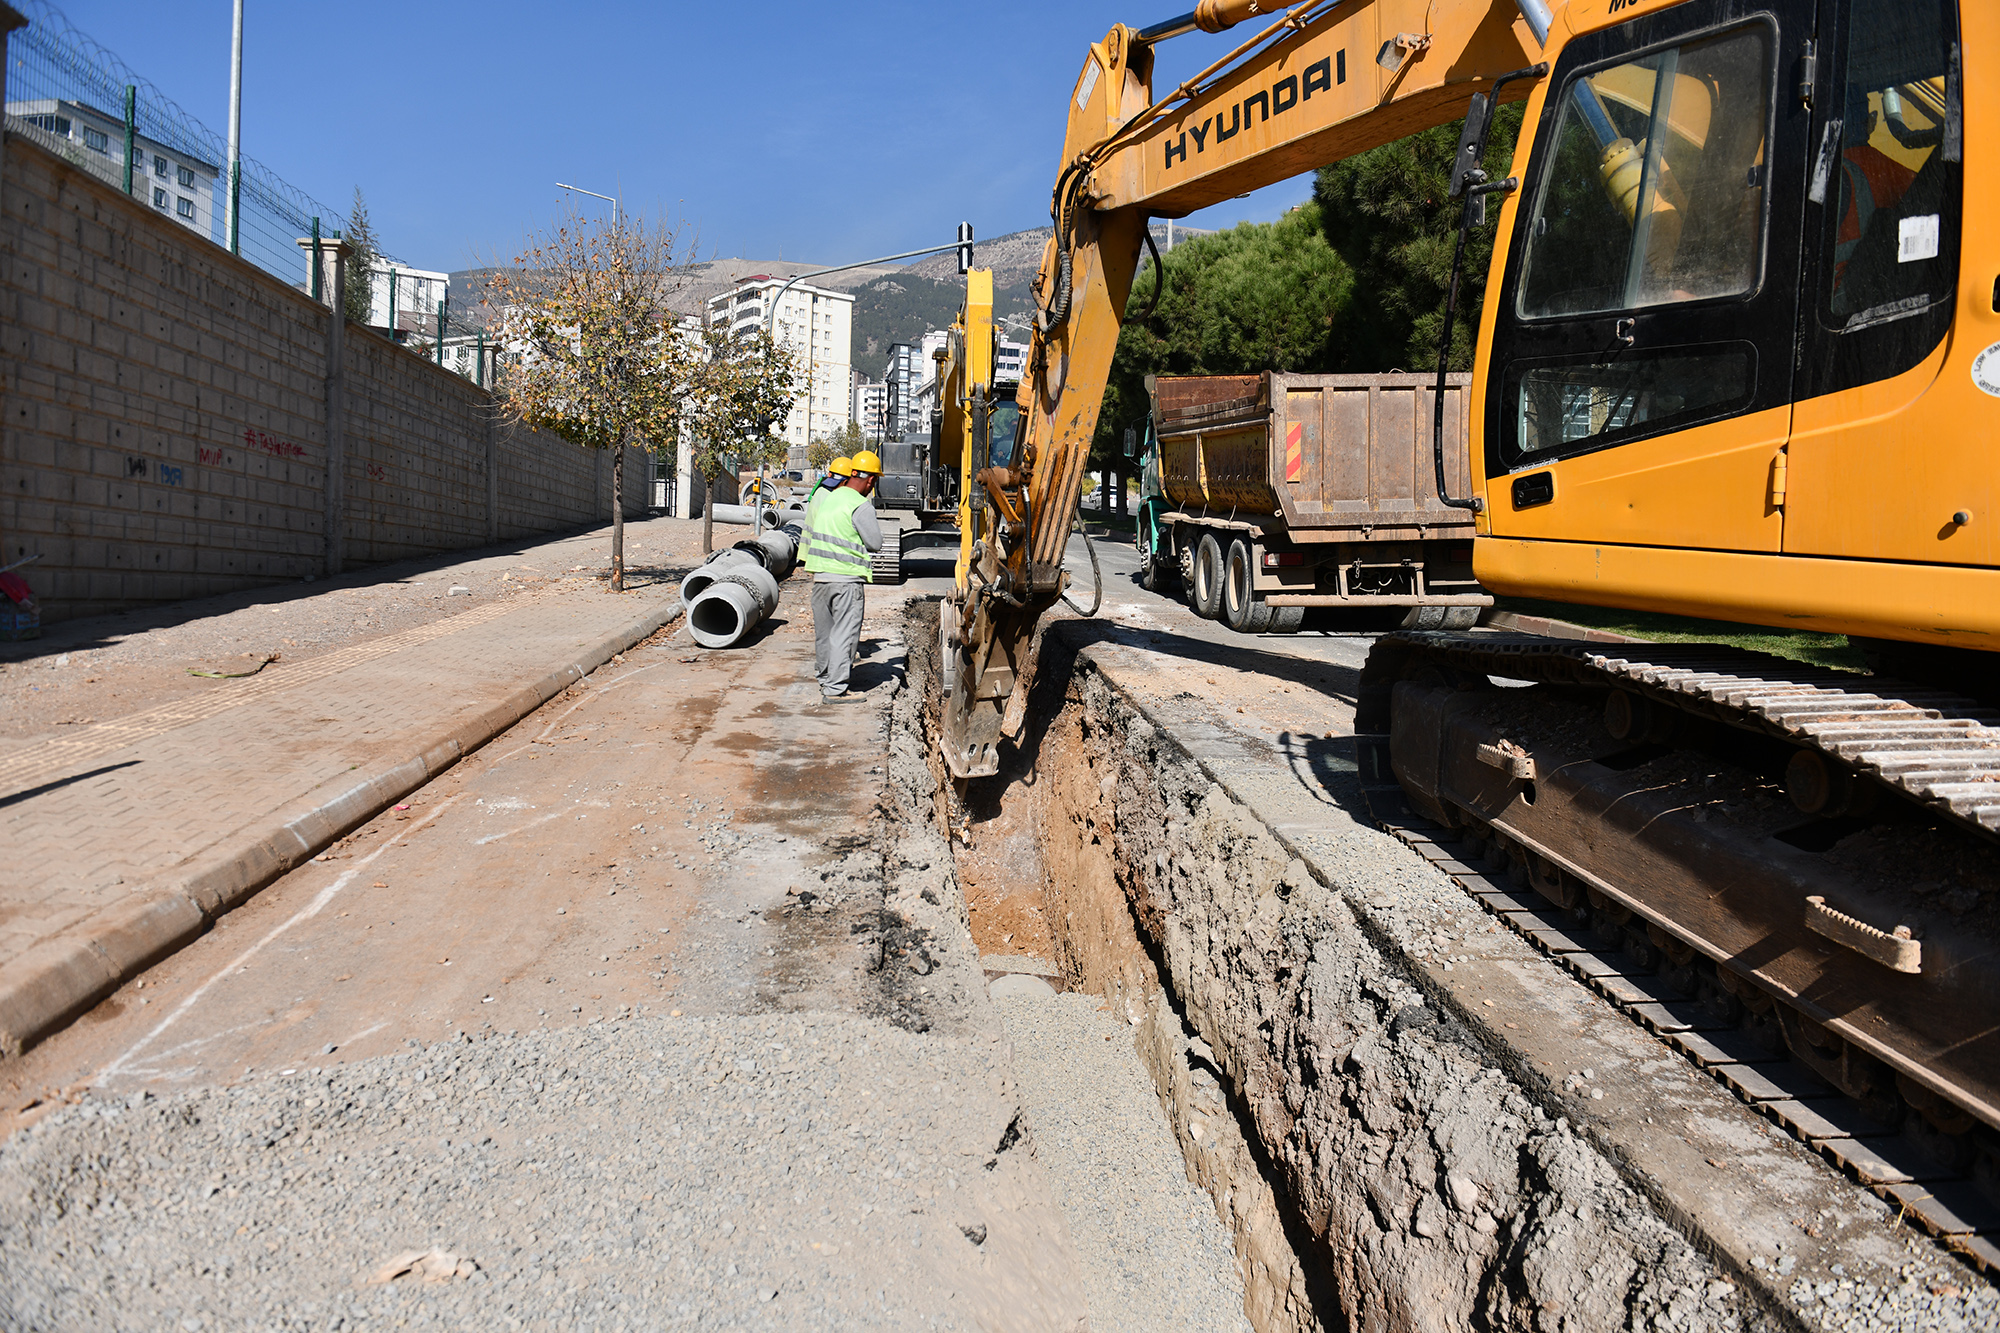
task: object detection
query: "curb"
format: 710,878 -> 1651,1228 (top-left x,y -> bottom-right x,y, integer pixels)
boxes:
0,597 -> 682,1059
1480,609 -> 1645,643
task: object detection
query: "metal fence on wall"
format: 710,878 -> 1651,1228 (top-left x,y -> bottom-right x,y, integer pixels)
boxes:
3,1 -> 362,293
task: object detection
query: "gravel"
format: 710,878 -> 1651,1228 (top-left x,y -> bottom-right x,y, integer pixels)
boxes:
995,990 -> 1253,1333
0,1012 -> 1087,1331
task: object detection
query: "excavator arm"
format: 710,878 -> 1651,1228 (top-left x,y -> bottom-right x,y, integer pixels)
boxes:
941,0 -> 1552,778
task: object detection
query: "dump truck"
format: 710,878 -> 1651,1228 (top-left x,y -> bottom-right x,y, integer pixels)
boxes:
1134,371 -> 1491,634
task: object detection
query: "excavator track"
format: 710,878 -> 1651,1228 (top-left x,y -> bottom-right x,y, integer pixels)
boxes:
1364,633 -> 2000,841
1357,629 -> 2000,1249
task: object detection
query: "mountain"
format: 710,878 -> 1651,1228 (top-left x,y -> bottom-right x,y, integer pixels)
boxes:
446,222 -> 1213,377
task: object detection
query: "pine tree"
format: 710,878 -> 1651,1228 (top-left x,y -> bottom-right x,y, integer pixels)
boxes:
1313,104 -> 1524,372
343,188 -> 380,325
1097,204 -> 1354,460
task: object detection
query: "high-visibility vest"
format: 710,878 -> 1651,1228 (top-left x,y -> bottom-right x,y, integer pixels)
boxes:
802,486 -> 824,551
802,485 -> 872,581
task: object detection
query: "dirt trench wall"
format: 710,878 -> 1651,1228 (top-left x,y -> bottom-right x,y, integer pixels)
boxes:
1009,628 -> 1763,1333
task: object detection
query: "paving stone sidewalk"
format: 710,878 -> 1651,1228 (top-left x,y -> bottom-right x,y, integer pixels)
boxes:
0,583 -> 681,1055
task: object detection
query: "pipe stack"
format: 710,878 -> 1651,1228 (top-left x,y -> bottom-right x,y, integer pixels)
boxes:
681,524 -> 800,649
706,502 -> 782,528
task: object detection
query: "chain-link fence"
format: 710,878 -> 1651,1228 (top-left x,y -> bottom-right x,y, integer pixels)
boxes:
3,1 -> 370,294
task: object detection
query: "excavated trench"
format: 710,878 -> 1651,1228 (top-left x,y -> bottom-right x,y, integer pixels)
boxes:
902,600 -> 1775,1333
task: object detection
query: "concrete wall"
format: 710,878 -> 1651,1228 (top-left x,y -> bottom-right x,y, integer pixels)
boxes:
0,134 -> 644,621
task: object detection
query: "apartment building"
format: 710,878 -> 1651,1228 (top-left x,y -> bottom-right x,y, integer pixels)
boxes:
5,98 -> 218,238
852,374 -> 887,439
705,276 -> 853,448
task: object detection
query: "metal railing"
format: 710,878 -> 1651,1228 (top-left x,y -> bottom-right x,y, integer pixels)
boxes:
3,2 -> 384,293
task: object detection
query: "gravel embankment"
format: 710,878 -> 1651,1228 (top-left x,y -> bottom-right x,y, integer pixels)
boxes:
0,1012 -> 1087,1331
996,991 -> 1253,1333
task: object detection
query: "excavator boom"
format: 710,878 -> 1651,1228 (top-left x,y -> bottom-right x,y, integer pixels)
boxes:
942,0 -> 1548,778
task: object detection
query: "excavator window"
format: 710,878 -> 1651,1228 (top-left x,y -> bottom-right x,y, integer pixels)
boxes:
1518,24 -> 1774,318
985,395 -> 1021,471
1798,0 -> 1960,399
1504,20 -> 1776,459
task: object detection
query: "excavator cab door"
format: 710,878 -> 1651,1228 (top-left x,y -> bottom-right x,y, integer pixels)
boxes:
1783,0 -> 1979,568
1483,0 -> 1818,556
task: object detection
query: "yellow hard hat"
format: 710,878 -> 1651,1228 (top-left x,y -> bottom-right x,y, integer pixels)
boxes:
829,456 -> 854,477
849,449 -> 883,476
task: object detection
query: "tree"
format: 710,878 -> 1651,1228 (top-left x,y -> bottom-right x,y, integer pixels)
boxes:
489,205 -> 698,590
809,421 -> 867,470
1313,103 -> 1524,372
1099,203 -> 1354,460
682,326 -> 800,553
344,188 -> 380,325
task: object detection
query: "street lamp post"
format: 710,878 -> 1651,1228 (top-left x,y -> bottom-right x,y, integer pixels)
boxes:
225,0 -> 243,254
754,230 -> 973,537
556,182 -> 620,228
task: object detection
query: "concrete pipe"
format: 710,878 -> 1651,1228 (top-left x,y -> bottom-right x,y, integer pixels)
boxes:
732,528 -> 799,581
678,548 -> 758,603
688,563 -> 781,649
707,503 -> 782,528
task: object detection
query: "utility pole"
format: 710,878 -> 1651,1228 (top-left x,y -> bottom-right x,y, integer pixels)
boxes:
225,0 -> 243,255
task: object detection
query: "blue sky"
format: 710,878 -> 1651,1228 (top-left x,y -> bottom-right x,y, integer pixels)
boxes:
56,0 -> 1314,273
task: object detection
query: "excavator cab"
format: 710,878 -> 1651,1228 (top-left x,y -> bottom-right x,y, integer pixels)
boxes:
1477,0 -> 1981,647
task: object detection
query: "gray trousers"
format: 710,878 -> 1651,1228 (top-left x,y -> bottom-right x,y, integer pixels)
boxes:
812,580 -> 865,695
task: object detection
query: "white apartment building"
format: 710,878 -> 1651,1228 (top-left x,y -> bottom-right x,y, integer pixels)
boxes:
996,339 -> 1029,382
6,99 -> 218,238
705,276 -> 853,448
359,262 -> 451,340
851,375 -> 887,439
882,342 -> 925,441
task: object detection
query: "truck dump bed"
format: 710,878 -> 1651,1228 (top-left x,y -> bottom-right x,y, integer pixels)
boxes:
1154,372 -> 1474,542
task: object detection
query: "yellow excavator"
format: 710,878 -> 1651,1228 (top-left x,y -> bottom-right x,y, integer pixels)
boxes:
944,0 -> 2000,1195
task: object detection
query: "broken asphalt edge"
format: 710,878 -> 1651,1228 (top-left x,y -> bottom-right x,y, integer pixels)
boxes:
0,596 -> 684,1061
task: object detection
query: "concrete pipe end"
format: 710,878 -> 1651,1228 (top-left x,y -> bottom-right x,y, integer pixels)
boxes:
688,581 -> 764,649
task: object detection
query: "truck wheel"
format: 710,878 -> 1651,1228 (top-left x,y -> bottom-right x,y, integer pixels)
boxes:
1440,607 -> 1481,630
1138,534 -> 1173,593
1191,533 -> 1225,620
1223,539 -> 1273,633
1268,605 -> 1304,634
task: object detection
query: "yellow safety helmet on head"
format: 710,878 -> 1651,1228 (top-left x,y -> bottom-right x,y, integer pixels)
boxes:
829,456 -> 854,477
849,450 -> 883,476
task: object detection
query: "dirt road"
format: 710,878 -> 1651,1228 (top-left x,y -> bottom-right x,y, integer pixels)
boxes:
2,576 -> 1100,1329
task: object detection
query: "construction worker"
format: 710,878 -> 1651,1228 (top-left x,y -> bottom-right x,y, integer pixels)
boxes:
803,450 -> 882,702
819,456 -> 853,492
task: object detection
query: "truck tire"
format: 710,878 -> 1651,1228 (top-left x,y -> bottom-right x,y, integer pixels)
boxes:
1440,606 -> 1481,630
1222,538 -> 1273,633
1268,605 -> 1304,633
1191,533 -> 1225,620
1138,528 -> 1174,593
